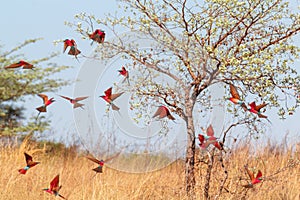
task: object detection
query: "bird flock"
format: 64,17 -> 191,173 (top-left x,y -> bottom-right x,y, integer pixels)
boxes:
4,28 -> 266,198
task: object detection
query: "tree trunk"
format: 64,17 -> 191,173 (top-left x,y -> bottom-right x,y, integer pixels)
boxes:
185,106 -> 196,199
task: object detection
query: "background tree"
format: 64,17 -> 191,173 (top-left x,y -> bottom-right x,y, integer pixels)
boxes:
72,0 -> 300,199
0,38 -> 69,137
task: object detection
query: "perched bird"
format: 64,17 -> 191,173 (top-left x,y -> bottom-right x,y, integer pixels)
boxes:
248,101 -> 268,118
4,60 -> 34,69
43,175 -> 66,199
198,125 -> 222,150
100,87 -> 124,111
18,153 -> 40,174
243,165 -> 262,188
36,94 -> 55,113
63,39 -> 81,59
88,29 -> 105,44
227,84 -> 247,111
86,152 -> 121,174
152,106 -> 175,120
59,95 -> 88,109
118,66 -> 130,85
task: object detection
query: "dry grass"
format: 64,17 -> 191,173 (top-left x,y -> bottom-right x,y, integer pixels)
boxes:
0,139 -> 299,200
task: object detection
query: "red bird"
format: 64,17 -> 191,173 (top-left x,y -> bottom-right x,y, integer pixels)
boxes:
100,87 -> 124,111
43,175 -> 66,199
152,106 -> 175,120
4,60 -> 34,69
88,29 -> 105,44
63,39 -> 81,59
86,152 -> 121,174
227,84 -> 247,111
18,153 -> 40,174
248,101 -> 268,118
36,94 -> 55,113
198,125 -> 222,150
118,66 -> 130,85
243,165 -> 263,188
59,95 -> 88,109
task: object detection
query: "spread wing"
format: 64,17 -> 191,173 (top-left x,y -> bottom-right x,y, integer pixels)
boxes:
38,94 -> 48,104
256,170 -> 262,180
4,62 -> 21,69
86,156 -> 101,164
59,95 -> 72,101
111,92 -> 124,101
50,175 -> 59,192
249,102 -> 256,110
74,96 -> 89,101
230,84 -> 240,99
244,165 -> 255,182
104,152 -> 121,163
104,87 -> 112,99
63,41 -> 68,53
206,125 -> 214,137
255,103 -> 267,111
24,153 -> 33,165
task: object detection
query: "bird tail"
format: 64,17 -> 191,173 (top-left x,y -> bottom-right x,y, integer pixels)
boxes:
18,168 -> 27,174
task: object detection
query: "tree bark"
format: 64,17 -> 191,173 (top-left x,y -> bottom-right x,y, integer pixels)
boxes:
185,105 -> 196,200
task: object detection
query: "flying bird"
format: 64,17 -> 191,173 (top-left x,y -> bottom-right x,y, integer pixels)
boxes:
248,101 -> 268,118
88,29 -> 105,44
18,153 -> 40,174
36,94 -> 55,113
43,175 -> 66,199
198,125 -> 222,150
63,39 -> 81,59
243,165 -> 263,188
118,66 -> 130,85
227,84 -> 247,111
152,106 -> 175,120
4,60 -> 34,69
59,95 -> 88,109
36,94 -> 55,119
86,152 -> 121,174
100,87 -> 124,111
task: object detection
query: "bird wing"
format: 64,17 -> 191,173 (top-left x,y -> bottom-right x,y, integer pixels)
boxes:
198,134 -> 205,144
4,62 -> 21,69
59,95 -> 72,101
86,156 -> 101,164
104,87 -> 112,99
206,125 -> 215,137
249,102 -> 256,110
50,175 -> 59,191
255,170 -> 263,180
74,96 -> 89,101
229,84 -> 240,99
244,165 -> 255,182
255,103 -> 267,111
63,41 -> 68,53
104,151 -> 121,163
24,153 -> 33,165
111,92 -> 124,101
38,94 -> 48,104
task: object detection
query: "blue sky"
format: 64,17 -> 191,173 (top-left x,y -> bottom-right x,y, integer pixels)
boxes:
1,0 -> 300,153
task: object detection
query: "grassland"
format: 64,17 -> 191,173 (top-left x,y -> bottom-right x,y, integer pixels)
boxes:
0,138 -> 299,200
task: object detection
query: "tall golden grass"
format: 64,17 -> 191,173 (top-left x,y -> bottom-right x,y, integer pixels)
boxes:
0,137 -> 299,200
